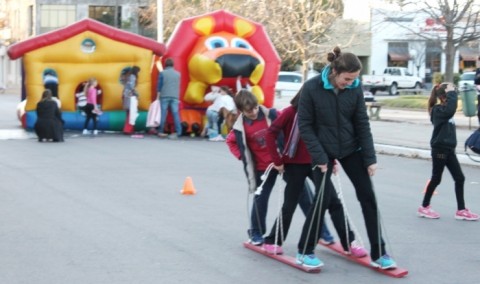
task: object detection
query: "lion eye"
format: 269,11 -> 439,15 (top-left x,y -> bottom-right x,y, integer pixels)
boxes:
205,36 -> 228,50
231,38 -> 252,50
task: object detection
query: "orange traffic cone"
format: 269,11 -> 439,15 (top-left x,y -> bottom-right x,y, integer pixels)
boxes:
181,176 -> 196,195
422,179 -> 437,195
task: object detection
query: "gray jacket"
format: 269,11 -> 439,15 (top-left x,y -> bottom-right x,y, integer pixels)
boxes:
158,67 -> 180,99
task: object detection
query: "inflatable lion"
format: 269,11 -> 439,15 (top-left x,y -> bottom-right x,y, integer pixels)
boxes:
163,9 -> 281,134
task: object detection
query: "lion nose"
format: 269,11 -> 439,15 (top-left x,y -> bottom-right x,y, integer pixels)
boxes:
216,54 -> 260,78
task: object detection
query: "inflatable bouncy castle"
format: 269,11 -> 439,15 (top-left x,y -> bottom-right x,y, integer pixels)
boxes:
7,18 -> 165,131
163,9 -> 281,133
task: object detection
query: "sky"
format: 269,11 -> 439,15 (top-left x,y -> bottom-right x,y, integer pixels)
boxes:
343,0 -> 479,22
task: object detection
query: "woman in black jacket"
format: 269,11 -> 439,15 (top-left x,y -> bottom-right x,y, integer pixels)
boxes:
296,47 -> 396,269
417,83 -> 478,221
34,89 -> 64,142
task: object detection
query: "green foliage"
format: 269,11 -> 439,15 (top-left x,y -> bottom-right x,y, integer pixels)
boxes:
433,72 -> 443,84
381,95 -> 463,111
381,95 -> 429,109
430,72 -> 461,85
453,73 -> 460,85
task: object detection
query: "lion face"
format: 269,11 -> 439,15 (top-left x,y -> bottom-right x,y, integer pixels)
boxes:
188,31 -> 265,84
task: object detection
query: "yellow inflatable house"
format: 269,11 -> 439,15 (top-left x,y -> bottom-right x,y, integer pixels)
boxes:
7,18 -> 165,131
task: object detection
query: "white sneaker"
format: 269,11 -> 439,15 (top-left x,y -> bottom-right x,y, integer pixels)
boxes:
209,135 -> 225,142
93,130 -> 98,135
82,129 -> 89,135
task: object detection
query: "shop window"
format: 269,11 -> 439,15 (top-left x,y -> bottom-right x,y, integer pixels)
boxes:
388,42 -> 410,67
40,5 -> 76,34
458,45 -> 479,72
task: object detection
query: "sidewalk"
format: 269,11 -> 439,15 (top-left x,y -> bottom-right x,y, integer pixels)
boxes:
371,108 -> 479,167
1,89 -> 479,166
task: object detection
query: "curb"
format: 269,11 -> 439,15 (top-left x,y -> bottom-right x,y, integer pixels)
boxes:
375,143 -> 480,168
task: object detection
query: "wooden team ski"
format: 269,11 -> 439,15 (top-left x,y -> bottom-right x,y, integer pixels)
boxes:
243,242 -> 322,273
318,242 -> 408,278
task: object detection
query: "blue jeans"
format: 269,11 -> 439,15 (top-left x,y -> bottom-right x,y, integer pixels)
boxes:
158,98 -> 182,135
206,109 -> 220,138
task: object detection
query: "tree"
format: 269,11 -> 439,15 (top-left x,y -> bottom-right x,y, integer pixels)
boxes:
139,0 -> 348,79
248,0 -> 345,78
389,0 -> 480,81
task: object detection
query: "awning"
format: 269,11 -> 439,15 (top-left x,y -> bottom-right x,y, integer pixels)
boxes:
388,46 -> 411,61
459,46 -> 478,61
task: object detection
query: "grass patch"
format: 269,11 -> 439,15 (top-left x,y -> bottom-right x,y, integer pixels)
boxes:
380,95 -> 463,111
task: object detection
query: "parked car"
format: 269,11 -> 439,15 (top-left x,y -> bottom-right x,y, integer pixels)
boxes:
458,71 -> 475,89
275,71 -> 318,97
362,67 -> 423,96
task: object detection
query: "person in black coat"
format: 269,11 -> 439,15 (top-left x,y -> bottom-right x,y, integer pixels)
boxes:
296,46 -> 396,270
34,89 -> 64,142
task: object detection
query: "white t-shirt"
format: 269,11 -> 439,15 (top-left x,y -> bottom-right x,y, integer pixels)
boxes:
205,92 -> 235,112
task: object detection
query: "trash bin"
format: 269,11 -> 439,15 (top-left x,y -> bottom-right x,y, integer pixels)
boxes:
460,84 -> 477,117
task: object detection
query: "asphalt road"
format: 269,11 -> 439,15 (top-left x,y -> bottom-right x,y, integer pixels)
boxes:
1,134 -> 479,284
1,89 -> 479,283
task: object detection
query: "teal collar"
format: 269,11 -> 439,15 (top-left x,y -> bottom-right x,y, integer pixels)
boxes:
321,66 -> 360,90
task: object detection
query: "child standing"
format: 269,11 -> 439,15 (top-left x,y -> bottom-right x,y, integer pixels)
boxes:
417,83 -> 479,221
226,90 -> 313,245
82,78 -> 100,135
226,90 -> 279,245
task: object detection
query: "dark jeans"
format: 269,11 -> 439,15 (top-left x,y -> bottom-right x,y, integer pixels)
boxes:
249,169 -> 278,237
298,151 -> 386,260
423,148 -> 465,210
83,103 -> 97,130
264,164 -> 349,247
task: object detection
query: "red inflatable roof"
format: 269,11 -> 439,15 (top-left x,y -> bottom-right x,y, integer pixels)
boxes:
7,18 -> 165,59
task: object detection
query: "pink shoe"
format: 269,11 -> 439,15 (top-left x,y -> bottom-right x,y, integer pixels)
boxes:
345,240 -> 368,258
417,205 -> 440,219
455,209 -> 479,221
263,244 -> 283,255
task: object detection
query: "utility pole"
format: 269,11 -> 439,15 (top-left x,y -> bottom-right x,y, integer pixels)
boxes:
157,0 -> 163,43
114,0 -> 119,28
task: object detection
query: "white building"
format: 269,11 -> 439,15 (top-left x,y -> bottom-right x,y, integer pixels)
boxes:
369,8 -> 479,85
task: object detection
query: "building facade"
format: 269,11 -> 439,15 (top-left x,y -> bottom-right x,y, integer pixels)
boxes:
1,0 -> 152,88
370,8 -> 479,85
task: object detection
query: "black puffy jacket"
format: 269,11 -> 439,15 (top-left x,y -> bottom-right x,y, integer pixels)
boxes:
297,75 -> 376,167
430,91 -> 457,150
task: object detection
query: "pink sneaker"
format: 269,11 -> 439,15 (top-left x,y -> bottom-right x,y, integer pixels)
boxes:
455,209 -> 479,221
417,205 -> 440,219
345,240 -> 368,258
263,244 -> 283,255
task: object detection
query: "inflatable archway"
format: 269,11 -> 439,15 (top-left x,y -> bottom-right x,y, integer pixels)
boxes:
163,9 -> 281,133
7,18 -> 165,131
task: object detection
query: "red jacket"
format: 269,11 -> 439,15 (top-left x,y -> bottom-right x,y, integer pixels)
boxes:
265,105 -> 312,166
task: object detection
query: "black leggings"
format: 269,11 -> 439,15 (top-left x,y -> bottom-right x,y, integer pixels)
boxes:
83,103 -> 97,130
297,151 -> 386,260
422,148 -> 465,210
265,164 -> 354,251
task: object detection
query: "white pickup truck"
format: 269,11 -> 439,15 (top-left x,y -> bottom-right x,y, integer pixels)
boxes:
362,67 -> 423,96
